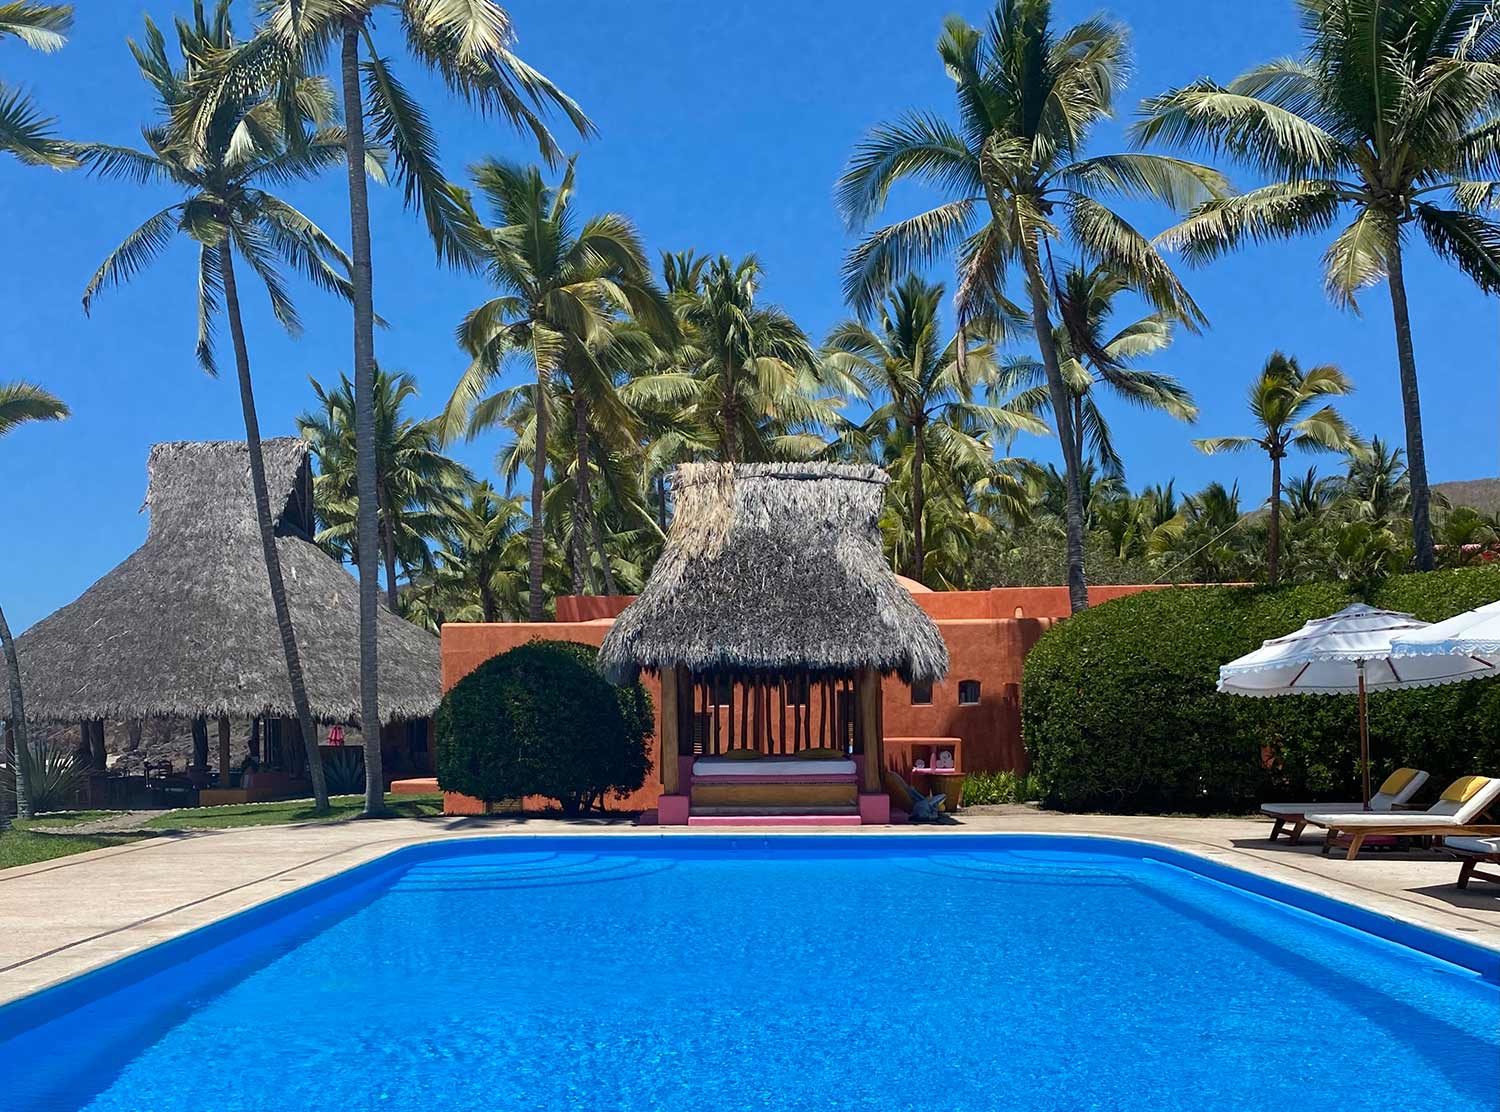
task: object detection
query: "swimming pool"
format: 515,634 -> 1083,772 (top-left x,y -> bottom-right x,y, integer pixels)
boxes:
2,835 -> 1496,1111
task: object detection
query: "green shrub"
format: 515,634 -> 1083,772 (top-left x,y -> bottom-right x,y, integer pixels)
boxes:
1022,566 -> 1500,813
962,769 -> 1042,805
436,639 -> 653,814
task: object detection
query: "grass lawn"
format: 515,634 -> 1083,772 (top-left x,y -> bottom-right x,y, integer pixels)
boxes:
0,828 -> 144,870
142,792 -> 444,831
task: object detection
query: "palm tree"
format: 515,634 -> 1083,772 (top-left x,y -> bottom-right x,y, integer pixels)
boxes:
677,254 -> 834,464
838,0 -> 1225,613
189,0 -> 590,816
429,482 -> 530,623
1194,353 -> 1357,585
79,4 -> 368,814
824,274 -> 1044,582
299,368 -> 471,611
999,264 -> 1198,478
442,159 -> 671,618
0,381 -> 67,822
1134,0 -> 1500,571
0,2 -> 74,168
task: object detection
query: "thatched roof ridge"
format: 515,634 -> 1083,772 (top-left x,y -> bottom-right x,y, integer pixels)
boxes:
599,462 -> 949,685
1,439 -> 439,724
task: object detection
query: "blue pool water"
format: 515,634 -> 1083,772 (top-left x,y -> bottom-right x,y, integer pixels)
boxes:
2,835 -> 1497,1111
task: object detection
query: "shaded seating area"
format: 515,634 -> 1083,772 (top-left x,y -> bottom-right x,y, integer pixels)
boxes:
600,463 -> 949,825
0,439 -> 442,808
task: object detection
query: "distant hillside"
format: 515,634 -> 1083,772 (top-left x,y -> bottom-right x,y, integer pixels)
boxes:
1436,478 -> 1500,514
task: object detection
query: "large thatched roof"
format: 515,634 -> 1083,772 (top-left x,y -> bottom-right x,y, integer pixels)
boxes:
1,439 -> 440,725
599,462 -> 949,685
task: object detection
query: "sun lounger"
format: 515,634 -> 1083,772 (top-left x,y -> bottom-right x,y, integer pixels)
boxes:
1443,836 -> 1500,889
1259,768 -> 1429,843
1307,776 -> 1500,860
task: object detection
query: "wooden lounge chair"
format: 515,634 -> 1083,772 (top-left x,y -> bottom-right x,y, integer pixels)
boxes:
1444,836 -> 1500,890
1307,776 -> 1500,861
1259,768 -> 1429,844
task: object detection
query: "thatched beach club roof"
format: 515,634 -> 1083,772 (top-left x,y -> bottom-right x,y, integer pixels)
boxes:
0,439 -> 440,725
599,462 -> 949,686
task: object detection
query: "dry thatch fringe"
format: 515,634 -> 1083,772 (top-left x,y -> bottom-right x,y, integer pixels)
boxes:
599,462 -> 949,685
0,439 -> 440,725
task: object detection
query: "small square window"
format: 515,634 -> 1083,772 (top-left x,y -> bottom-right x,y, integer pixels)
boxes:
958,680 -> 981,706
910,681 -> 933,706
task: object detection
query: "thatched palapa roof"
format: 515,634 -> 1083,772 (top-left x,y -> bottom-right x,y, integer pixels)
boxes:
599,462 -> 949,685
1,439 -> 440,724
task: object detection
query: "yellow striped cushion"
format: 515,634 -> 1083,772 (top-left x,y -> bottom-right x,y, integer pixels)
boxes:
1440,776 -> 1490,804
796,747 -> 846,760
1378,768 -> 1419,796
718,748 -> 763,761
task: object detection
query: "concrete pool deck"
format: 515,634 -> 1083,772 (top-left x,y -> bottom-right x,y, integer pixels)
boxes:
2,808 -> 1498,1006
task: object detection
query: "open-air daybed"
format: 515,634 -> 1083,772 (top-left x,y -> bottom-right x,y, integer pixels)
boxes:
598,462 -> 949,825
1260,767 -> 1430,844
1307,776 -> 1500,860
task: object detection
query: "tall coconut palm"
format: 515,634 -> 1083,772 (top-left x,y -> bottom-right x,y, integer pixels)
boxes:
187,0 -> 589,815
79,4 -> 370,814
299,368 -> 471,611
838,0 -> 1225,613
824,274 -> 1045,582
442,159 -> 671,618
0,2 -> 74,168
0,381 -> 67,822
430,482 -> 530,623
676,254 -> 831,464
1134,0 -> 1500,571
999,264 -> 1198,477
1194,353 -> 1357,585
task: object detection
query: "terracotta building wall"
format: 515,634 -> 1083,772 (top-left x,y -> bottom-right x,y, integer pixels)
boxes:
442,584 -> 1167,811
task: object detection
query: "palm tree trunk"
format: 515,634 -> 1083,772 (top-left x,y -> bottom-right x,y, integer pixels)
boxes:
528,364 -> 549,620
587,440 -> 619,596
0,600 -> 32,820
1385,239 -> 1434,571
569,395 -> 591,595
339,21 -> 387,816
655,473 -> 668,532
722,360 -> 738,464
220,243 -> 328,812
911,418 -> 926,582
1268,451 -> 1282,587
381,508 -> 400,613
1020,231 -> 1089,613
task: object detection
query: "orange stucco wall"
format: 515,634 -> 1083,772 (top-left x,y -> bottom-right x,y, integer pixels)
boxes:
440,584 -> 1166,812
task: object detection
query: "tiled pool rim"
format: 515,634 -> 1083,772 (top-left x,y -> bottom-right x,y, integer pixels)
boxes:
1,831 -> 1496,1042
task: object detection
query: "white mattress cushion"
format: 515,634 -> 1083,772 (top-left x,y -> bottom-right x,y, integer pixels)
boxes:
1262,802 -> 1378,817
1444,836 -> 1500,854
692,757 -> 856,777
1305,811 -> 1464,828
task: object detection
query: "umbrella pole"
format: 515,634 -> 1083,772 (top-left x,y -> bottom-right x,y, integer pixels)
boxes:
1358,661 -> 1371,809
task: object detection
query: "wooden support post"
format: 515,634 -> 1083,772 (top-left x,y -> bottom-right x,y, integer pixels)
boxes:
660,667 -> 680,794
857,668 -> 883,793
218,716 -> 232,788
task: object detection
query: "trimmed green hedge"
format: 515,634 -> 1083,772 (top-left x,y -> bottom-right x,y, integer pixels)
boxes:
436,639 -> 653,814
1022,567 -> 1500,813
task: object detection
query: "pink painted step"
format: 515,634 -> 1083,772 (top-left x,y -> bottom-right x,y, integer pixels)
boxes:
687,813 -> 863,827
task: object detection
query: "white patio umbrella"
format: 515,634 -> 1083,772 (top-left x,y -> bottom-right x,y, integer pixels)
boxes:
1390,597 -> 1500,672
1218,604 -> 1494,805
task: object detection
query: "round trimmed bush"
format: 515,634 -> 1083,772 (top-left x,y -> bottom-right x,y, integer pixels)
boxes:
1022,567 -> 1500,813
436,639 -> 653,814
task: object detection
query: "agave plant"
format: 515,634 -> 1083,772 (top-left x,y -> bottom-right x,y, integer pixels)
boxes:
1,736 -> 86,814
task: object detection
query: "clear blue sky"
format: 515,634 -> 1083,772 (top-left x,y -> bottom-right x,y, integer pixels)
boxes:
2,0 -> 1496,632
